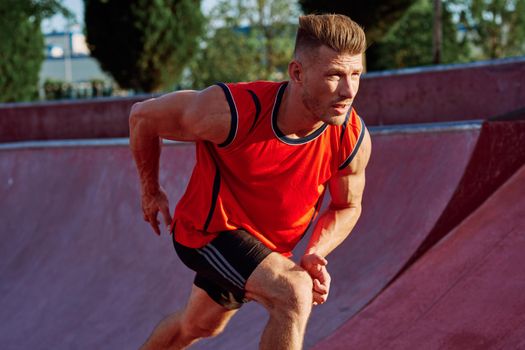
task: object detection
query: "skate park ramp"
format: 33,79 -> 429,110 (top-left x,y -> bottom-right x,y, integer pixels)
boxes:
313,164 -> 525,350
1,119 -> 524,349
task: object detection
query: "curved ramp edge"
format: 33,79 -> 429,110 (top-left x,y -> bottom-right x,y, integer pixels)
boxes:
313,164 -> 525,350
401,119 -> 525,274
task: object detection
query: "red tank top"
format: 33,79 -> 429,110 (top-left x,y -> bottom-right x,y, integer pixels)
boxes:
172,81 -> 365,256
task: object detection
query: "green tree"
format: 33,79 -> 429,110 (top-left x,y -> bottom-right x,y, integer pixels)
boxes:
84,0 -> 205,93
0,0 -> 70,102
367,0 -> 470,70
186,0 -> 299,89
452,0 -> 525,59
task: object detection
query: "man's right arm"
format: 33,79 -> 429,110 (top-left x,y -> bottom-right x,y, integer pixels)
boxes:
129,85 -> 231,235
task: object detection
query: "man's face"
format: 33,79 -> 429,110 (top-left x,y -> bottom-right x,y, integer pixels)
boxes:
298,46 -> 363,126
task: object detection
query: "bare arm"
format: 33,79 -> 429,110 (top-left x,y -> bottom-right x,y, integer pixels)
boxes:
300,128 -> 372,304
129,85 -> 231,235
305,128 -> 371,256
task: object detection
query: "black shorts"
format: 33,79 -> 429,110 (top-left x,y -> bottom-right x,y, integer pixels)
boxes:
172,229 -> 273,310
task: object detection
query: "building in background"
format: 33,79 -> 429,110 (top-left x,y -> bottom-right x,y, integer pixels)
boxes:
40,29 -> 122,99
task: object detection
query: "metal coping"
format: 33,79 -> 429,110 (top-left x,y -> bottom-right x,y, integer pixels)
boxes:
0,93 -> 156,109
371,120 -> 483,135
0,120 -> 483,151
364,56 -> 525,79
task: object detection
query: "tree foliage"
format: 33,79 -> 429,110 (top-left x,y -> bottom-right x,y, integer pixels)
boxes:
298,0 -> 417,44
186,0 -> 299,89
367,0 -> 470,70
367,0 -> 525,70
84,0 -> 205,92
0,0 -> 70,102
452,0 -> 525,59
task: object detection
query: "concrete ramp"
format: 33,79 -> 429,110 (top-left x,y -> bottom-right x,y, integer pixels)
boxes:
0,145 -> 196,349
314,164 -> 525,349
0,121 -> 508,349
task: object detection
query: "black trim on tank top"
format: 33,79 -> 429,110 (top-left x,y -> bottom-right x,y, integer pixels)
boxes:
203,166 -> 221,231
271,82 -> 328,145
216,83 -> 238,147
338,117 -> 366,170
339,110 -> 351,144
247,89 -> 261,133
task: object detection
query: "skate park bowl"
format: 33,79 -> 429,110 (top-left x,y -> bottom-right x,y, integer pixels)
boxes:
1,58 -> 524,349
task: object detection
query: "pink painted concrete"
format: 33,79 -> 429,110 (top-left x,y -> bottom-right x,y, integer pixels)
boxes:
403,120 -> 525,270
313,165 -> 525,350
0,145 -> 195,349
354,58 -> 525,125
0,96 -> 147,142
0,126 -> 481,349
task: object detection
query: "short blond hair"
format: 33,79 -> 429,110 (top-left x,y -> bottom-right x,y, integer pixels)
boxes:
294,14 -> 366,56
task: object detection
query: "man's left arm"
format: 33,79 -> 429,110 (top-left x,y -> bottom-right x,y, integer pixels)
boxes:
300,128 -> 372,304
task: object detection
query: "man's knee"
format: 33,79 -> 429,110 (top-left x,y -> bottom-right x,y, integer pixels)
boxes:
248,257 -> 313,316
274,270 -> 313,314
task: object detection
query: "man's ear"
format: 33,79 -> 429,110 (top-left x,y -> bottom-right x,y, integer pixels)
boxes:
288,60 -> 303,84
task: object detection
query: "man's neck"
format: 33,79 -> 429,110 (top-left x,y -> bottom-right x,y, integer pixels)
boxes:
276,83 -> 324,139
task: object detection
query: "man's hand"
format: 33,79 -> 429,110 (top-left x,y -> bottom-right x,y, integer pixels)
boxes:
300,253 -> 331,306
141,187 -> 172,236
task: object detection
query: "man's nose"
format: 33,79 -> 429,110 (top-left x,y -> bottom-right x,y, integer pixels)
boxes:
339,76 -> 356,99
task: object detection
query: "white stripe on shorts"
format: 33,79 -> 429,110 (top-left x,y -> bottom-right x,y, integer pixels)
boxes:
204,244 -> 247,285
196,247 -> 245,289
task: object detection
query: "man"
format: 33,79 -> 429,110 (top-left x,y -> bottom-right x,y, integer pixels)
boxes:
130,13 -> 371,350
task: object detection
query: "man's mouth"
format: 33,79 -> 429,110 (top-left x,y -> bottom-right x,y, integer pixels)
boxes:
332,102 -> 351,113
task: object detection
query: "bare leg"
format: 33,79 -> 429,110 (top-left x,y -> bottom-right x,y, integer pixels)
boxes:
140,285 -> 238,350
245,253 -> 313,350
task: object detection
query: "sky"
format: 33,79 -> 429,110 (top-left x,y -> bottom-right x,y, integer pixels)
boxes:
42,0 -> 217,33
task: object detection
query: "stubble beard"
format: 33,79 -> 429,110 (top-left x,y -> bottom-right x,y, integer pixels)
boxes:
302,90 -> 350,126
